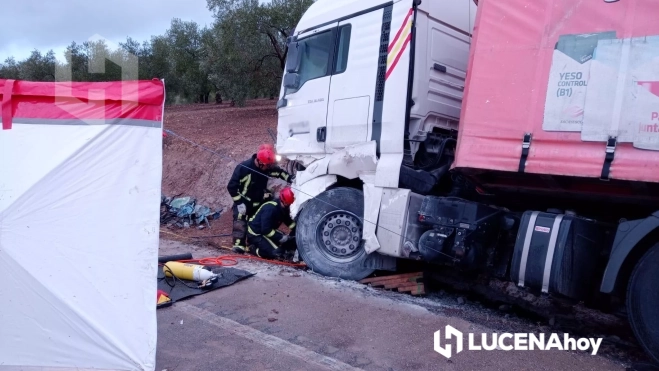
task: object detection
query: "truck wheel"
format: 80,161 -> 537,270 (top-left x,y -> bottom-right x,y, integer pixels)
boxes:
296,187 -> 374,281
627,242 -> 659,364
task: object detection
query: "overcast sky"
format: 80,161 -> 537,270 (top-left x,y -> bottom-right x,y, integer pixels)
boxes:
0,0 -> 215,63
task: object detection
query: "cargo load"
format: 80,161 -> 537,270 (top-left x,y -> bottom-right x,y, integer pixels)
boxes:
454,0 -> 659,186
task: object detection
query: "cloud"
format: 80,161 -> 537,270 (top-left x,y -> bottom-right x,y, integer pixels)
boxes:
0,0 -> 215,62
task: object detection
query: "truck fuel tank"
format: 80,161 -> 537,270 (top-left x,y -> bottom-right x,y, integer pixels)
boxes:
510,211 -> 614,301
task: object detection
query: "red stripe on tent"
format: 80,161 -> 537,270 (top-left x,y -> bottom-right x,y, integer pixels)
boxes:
12,99 -> 163,121
0,79 -> 165,122
385,34 -> 412,80
2,79 -> 15,130
0,79 -> 164,105
388,8 -> 413,53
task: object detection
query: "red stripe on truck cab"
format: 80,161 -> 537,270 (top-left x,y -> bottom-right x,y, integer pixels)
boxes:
388,8 -> 413,53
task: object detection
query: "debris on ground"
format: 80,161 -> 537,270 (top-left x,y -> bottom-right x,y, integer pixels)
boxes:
359,272 -> 426,296
157,264 -> 254,307
160,195 -> 223,229
162,100 -> 277,214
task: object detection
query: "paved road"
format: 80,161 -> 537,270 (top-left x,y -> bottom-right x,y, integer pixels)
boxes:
156,240 -> 629,371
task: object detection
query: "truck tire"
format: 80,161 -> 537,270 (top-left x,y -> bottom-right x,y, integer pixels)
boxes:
296,187 -> 374,281
627,242 -> 659,365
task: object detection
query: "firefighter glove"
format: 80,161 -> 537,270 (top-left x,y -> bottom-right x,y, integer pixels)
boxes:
237,203 -> 246,215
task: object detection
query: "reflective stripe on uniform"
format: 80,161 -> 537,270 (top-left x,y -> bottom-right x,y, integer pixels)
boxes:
248,201 -> 277,222
240,174 -> 251,199
288,222 -> 296,229
281,173 -> 289,181
232,194 -> 242,201
266,230 -> 276,238
264,236 -> 278,250
248,226 -> 258,236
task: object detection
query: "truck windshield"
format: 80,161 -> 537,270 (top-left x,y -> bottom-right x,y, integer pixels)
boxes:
285,31 -> 333,94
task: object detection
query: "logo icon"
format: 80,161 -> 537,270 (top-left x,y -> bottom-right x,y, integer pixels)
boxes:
433,325 -> 604,359
54,34 -> 139,125
433,325 -> 463,359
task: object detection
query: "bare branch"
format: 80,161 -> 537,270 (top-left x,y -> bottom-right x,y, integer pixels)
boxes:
253,53 -> 279,72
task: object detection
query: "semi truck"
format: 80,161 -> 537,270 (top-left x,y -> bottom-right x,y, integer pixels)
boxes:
275,0 -> 659,363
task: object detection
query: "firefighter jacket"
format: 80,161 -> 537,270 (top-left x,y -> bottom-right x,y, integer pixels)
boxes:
227,154 -> 290,207
247,200 -> 296,243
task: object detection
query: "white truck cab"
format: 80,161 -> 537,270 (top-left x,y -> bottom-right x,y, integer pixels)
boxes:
273,2 -> 659,364
276,0 -> 476,279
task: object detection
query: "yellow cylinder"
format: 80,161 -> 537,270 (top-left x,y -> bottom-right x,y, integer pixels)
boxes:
163,261 -> 209,281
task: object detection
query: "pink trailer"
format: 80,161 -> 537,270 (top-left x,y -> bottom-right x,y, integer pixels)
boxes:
455,0 -> 659,200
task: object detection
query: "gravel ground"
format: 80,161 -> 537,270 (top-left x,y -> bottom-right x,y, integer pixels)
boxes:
160,100 -> 283,246
156,240 -> 637,371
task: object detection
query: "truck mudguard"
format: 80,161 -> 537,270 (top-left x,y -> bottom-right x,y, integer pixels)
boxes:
600,211 -> 659,294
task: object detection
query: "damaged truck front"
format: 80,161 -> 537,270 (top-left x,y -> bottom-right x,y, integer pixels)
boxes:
276,0 -> 659,363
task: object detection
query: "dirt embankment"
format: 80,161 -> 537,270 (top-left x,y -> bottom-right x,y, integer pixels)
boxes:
161,99 -> 278,246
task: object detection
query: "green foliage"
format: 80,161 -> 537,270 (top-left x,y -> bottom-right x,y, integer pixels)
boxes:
204,0 -> 314,106
0,0 -> 315,106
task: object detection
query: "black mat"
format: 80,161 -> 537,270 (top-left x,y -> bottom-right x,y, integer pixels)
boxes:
157,266 -> 254,306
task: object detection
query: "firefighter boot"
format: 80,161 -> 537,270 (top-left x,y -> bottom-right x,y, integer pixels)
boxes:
231,204 -> 248,253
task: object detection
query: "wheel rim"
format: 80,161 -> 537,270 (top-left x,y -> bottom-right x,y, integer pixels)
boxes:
316,210 -> 364,263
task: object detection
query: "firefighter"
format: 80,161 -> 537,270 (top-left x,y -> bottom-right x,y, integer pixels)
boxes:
246,187 -> 297,259
227,145 -> 291,253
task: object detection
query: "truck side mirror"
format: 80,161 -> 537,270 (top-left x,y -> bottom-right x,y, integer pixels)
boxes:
286,41 -> 304,73
283,73 -> 300,89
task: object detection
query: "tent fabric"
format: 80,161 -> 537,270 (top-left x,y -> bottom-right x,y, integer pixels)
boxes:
0,79 -> 165,370
454,0 -> 659,183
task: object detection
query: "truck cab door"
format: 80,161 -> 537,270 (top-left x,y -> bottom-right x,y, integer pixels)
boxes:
326,11 -> 383,151
276,24 -> 338,156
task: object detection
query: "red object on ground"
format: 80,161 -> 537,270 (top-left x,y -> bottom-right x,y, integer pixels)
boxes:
455,0 -> 659,183
179,254 -> 306,268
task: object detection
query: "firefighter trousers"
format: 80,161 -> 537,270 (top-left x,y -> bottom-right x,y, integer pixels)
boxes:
231,202 -> 259,250
249,235 -> 296,259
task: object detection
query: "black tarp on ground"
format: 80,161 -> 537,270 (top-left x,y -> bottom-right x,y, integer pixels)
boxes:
157,266 -> 254,306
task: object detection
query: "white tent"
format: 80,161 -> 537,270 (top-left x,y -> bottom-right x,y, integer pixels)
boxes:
0,79 -> 164,370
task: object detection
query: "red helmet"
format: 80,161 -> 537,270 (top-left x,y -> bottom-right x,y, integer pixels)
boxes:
280,187 -> 295,206
258,143 -> 275,152
257,147 -> 276,165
